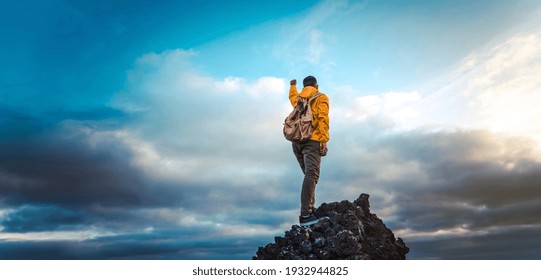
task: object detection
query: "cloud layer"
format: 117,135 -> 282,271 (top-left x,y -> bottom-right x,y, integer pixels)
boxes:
2,1 -> 541,260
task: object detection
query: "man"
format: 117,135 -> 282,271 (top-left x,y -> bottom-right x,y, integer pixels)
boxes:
289,75 -> 330,226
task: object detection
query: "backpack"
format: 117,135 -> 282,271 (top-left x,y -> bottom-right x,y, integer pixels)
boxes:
283,92 -> 322,142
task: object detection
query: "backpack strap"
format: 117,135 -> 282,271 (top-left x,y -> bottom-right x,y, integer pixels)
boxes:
297,92 -> 322,108
309,92 -> 322,102
298,92 -> 322,115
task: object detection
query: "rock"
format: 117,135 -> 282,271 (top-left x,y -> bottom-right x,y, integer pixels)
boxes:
314,237 -> 325,248
300,240 -> 312,255
253,193 -> 409,260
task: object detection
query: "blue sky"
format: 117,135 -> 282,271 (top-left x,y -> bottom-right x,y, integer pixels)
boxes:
1,0 -> 541,259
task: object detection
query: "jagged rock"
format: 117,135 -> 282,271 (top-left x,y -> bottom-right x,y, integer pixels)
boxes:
253,193 -> 409,260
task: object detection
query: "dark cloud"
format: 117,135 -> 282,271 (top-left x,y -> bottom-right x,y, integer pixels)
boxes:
0,117 -> 289,260
0,120 -> 185,208
406,225 -> 541,260
0,231 -> 266,260
2,109 -> 541,259
0,117 -> 206,235
324,129 -> 541,259
397,131 -> 539,225
1,205 -> 86,232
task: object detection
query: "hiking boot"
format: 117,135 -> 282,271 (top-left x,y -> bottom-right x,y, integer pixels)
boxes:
299,213 -> 321,227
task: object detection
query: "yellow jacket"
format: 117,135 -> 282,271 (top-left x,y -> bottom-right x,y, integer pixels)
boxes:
289,85 -> 330,143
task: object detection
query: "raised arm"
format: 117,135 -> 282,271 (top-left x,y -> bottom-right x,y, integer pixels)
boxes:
289,79 -> 299,107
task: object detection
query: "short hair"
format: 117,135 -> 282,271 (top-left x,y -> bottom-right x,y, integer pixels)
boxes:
303,76 -> 317,87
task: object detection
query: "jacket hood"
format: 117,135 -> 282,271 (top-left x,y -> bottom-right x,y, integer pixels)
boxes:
299,86 -> 319,99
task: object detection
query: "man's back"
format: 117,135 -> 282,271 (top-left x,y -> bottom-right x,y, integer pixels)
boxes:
288,83 -> 330,144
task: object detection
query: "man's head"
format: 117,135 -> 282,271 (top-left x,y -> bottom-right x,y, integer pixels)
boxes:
303,76 -> 317,87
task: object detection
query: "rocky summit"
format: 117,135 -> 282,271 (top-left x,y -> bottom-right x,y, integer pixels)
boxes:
253,194 -> 409,260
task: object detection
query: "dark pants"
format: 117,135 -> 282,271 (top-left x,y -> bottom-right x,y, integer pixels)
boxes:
292,140 -> 321,216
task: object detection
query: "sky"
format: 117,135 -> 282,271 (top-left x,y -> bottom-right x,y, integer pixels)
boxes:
1,0 -> 541,260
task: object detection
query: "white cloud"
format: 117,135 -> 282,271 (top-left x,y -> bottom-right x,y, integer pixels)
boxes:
109,49 -> 294,190
244,76 -> 287,97
100,30 -> 541,227
271,0 -> 350,70
89,29 -> 541,258
460,34 -> 541,140
0,229 -> 115,242
435,33 -> 541,136
332,31 -> 541,142
306,29 -> 325,64
333,90 -> 422,131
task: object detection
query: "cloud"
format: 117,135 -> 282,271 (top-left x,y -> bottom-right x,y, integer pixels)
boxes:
1,49 -> 297,258
318,28 -> 541,257
420,31 -> 541,139
3,123 -> 540,259
405,225 -> 541,260
271,0 -> 350,71
2,24 -> 541,260
322,129 -> 541,258
100,29 -> 541,259
306,29 -> 325,64
111,49 -> 293,190
0,120 -> 181,209
458,34 -> 541,138
0,232 -> 268,260
331,31 -> 541,140
0,123 -> 288,260
333,90 -> 422,130
1,205 -> 86,233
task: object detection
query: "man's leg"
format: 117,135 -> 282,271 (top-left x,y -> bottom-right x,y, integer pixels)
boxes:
300,140 -> 321,216
292,142 -> 305,174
